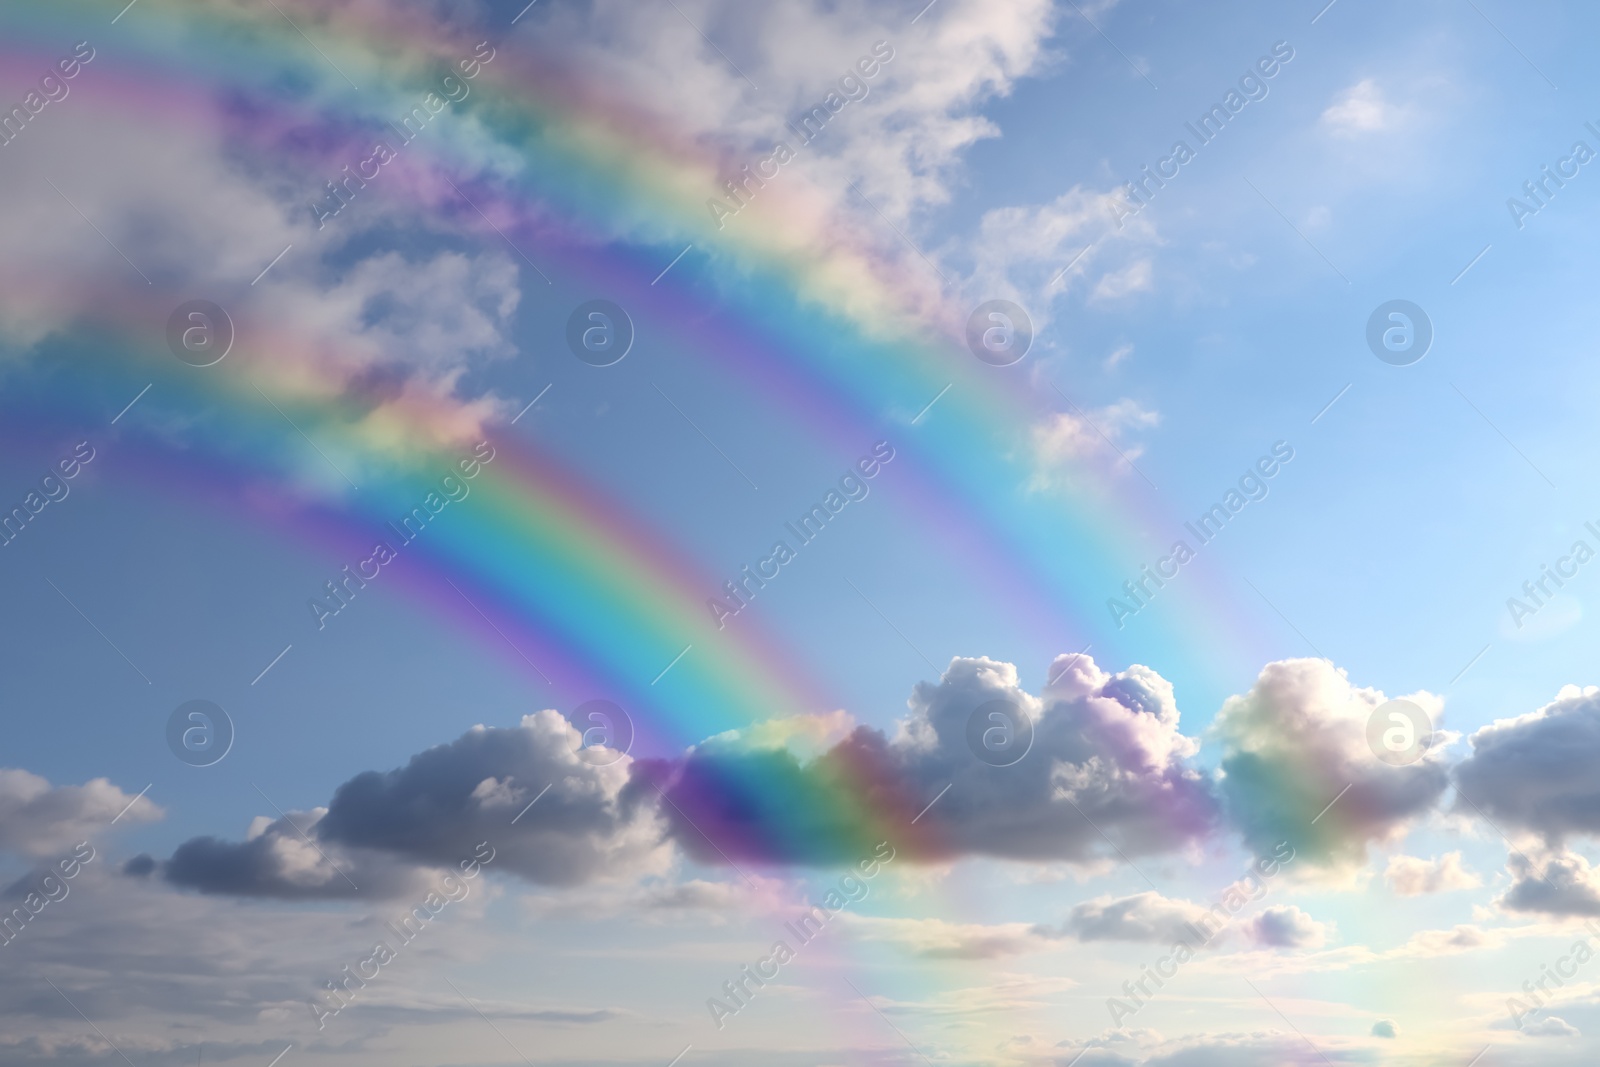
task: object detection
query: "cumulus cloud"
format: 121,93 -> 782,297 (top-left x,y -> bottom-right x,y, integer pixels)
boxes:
1499,849 -> 1600,917
0,770 -> 160,858
1371,1019 -> 1397,1038
165,710 -> 666,898
1245,906 -> 1329,949
1211,659 -> 1450,872
164,808 -> 438,901
1455,685 -> 1600,844
637,653 -> 1217,867
161,653 -> 1218,896
1385,851 -> 1481,896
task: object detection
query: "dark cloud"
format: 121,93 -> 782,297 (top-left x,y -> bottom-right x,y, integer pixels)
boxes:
156,655 -> 1500,900
1498,850 -> 1600,917
1455,685 -> 1600,843
164,710 -> 664,899
164,811 -> 431,900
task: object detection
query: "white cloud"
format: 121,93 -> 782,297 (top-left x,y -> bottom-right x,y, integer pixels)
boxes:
1525,1015 -> 1581,1037
965,186 -> 1159,322
0,770 -> 160,858
1320,78 -> 1399,135
1091,258 -> 1153,301
1029,399 -> 1160,489
1210,659 -> 1451,873
1385,851 -> 1482,896
1104,343 -> 1134,370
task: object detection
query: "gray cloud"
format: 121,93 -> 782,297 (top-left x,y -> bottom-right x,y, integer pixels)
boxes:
1245,905 -> 1329,949
164,810 -> 434,901
164,710 -> 665,899
1060,891 -> 1215,944
1499,850 -> 1600,917
637,653 -> 1218,867
1455,685 -> 1600,844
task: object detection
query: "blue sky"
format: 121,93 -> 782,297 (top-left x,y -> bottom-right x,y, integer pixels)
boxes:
7,1 -> 1600,1065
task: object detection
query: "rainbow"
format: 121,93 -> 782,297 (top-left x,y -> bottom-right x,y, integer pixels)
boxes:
0,1 -> 1262,851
